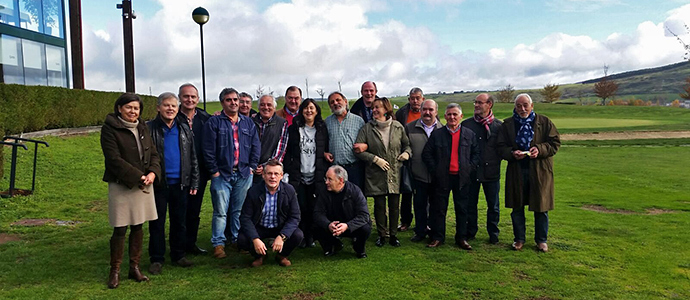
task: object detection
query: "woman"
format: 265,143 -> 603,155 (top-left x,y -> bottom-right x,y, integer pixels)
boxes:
284,98 -> 330,248
355,97 -> 411,247
101,93 -> 160,289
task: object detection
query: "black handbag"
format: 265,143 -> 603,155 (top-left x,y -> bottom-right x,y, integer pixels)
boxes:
400,161 -> 413,194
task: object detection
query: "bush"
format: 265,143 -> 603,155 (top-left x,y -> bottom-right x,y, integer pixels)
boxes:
0,84 -> 157,134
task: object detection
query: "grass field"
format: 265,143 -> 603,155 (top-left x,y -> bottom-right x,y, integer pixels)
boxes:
1,131 -> 689,299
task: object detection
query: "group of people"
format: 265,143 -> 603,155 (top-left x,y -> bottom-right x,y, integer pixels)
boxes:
100,81 -> 561,289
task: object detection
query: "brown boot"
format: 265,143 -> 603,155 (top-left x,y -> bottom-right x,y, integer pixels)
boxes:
108,235 -> 126,289
127,228 -> 149,282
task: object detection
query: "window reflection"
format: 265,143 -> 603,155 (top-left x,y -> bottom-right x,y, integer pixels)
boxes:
20,0 -> 43,33
43,0 -> 62,38
0,0 -> 18,26
0,35 -> 24,84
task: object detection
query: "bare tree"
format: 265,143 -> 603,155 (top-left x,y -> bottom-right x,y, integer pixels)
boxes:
337,79 -> 342,92
540,83 -> 561,103
255,85 -> 265,100
594,66 -> 619,105
305,78 -> 310,98
496,84 -> 514,103
316,88 -> 325,101
666,24 -> 690,61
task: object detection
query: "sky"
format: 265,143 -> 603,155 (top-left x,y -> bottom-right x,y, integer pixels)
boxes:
80,0 -> 690,100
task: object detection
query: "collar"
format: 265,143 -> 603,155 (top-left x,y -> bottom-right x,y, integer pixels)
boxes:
446,125 -> 461,133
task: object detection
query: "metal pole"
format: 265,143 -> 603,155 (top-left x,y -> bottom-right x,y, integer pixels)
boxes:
200,24 -> 207,111
119,0 -> 136,93
31,143 -> 38,192
9,146 -> 17,197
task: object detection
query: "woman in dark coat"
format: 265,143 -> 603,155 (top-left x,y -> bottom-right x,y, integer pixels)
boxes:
284,98 -> 330,248
101,93 -> 160,289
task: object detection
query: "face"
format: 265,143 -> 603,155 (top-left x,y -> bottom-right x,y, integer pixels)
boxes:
445,107 -> 462,128
220,92 -> 239,114
515,96 -> 534,118
179,86 -> 199,111
361,82 -> 377,105
302,102 -> 317,123
259,96 -> 275,120
372,100 -> 386,120
262,165 -> 284,190
157,97 -> 179,122
408,92 -> 424,112
118,101 -> 140,123
239,96 -> 253,116
421,101 -> 437,125
328,94 -> 347,116
474,94 -> 493,117
324,169 -> 344,192
285,90 -> 302,113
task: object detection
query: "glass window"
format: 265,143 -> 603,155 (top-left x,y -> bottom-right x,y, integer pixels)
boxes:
45,43 -> 65,87
0,0 -> 19,26
19,0 -> 42,33
0,34 -> 24,84
22,38 -> 47,85
43,0 -> 62,38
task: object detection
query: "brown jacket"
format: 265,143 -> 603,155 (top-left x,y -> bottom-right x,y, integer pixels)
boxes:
497,113 -> 560,212
101,113 -> 161,189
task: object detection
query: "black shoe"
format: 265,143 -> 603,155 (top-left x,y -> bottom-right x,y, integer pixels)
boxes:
173,257 -> 194,268
334,240 -> 344,253
356,252 -> 367,259
410,234 -> 425,242
489,238 -> 499,245
148,262 -> 163,275
323,249 -> 336,257
389,236 -> 401,247
186,245 -> 208,255
375,237 -> 386,247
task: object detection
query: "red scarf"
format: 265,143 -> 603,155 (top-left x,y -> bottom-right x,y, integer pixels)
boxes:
474,110 -> 495,134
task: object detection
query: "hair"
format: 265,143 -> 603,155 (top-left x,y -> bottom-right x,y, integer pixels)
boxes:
329,165 -> 348,182
361,81 -> 377,91
328,91 -> 347,102
293,98 -> 323,127
113,93 -> 144,116
259,94 -> 277,108
239,92 -> 253,100
409,87 -> 423,96
422,99 -> 438,110
373,97 -> 394,120
263,159 -> 284,172
445,102 -> 462,115
514,93 -> 533,104
218,88 -> 239,101
178,83 -> 198,97
285,86 -> 302,97
157,92 -> 178,106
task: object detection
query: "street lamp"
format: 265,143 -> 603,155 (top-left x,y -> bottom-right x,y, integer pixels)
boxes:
192,7 -> 209,111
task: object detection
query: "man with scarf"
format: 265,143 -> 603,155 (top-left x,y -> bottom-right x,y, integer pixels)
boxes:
497,93 -> 560,252
460,93 -> 503,244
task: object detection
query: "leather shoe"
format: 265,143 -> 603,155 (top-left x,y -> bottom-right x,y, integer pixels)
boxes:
375,237 -> 386,247
426,240 -> 442,248
389,236 -> 401,247
511,241 -> 524,251
356,252 -> 367,259
537,242 -> 549,252
489,238 -> 499,245
148,262 -> 162,275
398,223 -> 410,232
213,245 -> 227,259
275,255 -> 292,267
186,245 -> 208,255
173,257 -> 194,268
251,255 -> 266,267
456,240 -> 472,250
410,234 -> 425,242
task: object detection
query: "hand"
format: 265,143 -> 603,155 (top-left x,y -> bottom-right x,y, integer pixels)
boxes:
212,172 -> 220,178
353,143 -> 368,154
397,152 -> 410,162
334,223 -> 348,236
272,235 -> 284,253
324,152 -> 334,163
141,173 -> 156,186
529,146 -> 539,158
252,238 -> 267,256
213,110 -> 222,116
254,165 -> 263,175
512,150 -> 527,160
328,221 -> 340,233
189,189 -> 198,195
373,156 -> 390,171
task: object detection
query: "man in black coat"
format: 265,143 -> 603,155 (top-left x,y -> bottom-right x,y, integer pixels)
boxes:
349,81 -> 379,123
238,160 -> 303,267
313,165 -> 372,259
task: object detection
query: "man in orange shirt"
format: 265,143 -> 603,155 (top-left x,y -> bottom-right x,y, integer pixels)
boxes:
395,87 -> 425,232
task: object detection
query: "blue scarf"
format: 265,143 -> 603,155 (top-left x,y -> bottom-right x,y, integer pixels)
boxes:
514,110 -> 535,151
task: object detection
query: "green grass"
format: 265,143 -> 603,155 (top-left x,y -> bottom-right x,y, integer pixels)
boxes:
1,133 -> 689,299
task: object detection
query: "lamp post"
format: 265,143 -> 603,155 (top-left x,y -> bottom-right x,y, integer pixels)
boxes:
192,7 -> 209,110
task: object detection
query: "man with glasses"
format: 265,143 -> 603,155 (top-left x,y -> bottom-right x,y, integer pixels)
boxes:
238,92 -> 257,118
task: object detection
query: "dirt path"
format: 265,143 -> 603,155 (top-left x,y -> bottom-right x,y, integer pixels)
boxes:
561,131 -> 690,140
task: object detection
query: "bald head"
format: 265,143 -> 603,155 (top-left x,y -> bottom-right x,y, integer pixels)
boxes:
474,93 -> 494,118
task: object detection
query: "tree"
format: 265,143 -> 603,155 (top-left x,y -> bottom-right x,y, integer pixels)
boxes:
496,84 -> 514,103
316,88 -> 325,101
593,65 -> 618,105
680,77 -> 690,100
255,85 -> 265,100
540,83 -> 561,103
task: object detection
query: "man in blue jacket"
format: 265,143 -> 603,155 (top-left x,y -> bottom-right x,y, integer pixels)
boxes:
238,160 -> 303,267
203,87 -> 261,259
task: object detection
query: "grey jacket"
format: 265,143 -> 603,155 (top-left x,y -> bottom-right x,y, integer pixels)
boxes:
405,119 -> 442,183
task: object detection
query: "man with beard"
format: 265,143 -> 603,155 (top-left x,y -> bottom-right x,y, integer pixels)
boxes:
324,91 -> 366,191
350,81 -> 379,123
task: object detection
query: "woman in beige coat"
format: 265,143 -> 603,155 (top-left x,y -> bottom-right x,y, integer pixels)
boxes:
355,97 -> 411,247
101,93 -> 160,289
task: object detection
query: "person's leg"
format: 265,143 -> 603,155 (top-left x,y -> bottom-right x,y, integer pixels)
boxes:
149,187 -> 168,264
209,176 -> 230,247
185,176 -> 207,252
108,226 -> 127,289
312,226 -> 335,253
465,180 -> 481,240
429,186 -> 450,243
344,163 -> 365,193
351,223 -> 372,255
388,194 -> 400,237
373,195 -> 388,238
483,180 -> 501,243
511,206 -> 526,243
534,211 -> 549,244
453,180 -> 470,245
128,224 -> 148,282
399,192 -> 413,229
168,185 -> 189,262
412,179 -> 430,238
228,174 -> 252,244
279,228 -> 304,257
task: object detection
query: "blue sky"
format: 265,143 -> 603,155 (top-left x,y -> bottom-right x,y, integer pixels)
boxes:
79,0 -> 690,98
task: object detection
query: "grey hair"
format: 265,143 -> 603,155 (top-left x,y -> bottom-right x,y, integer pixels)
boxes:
514,93 -> 532,104
239,92 -> 253,100
219,88 -> 239,101
329,165 -> 348,182
446,102 -> 462,114
259,94 -> 277,108
409,87 -> 424,96
178,83 -> 198,97
157,92 -> 179,106
422,99 -> 438,110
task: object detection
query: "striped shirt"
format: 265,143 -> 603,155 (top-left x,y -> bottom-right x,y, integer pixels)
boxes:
260,187 -> 279,228
325,112 -> 365,165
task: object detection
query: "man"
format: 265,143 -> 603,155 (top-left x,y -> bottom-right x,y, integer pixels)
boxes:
252,94 -> 289,186
313,165 -> 372,259
276,86 -> 302,126
203,88 -> 261,259
460,93 -> 503,244
177,83 -> 211,255
238,160 -> 303,267
147,92 -> 200,274
239,92 -> 258,118
395,87 -> 425,232
496,93 -> 560,252
350,81 -> 379,123
422,103 -> 479,249
323,91 -> 366,191
405,99 -> 442,242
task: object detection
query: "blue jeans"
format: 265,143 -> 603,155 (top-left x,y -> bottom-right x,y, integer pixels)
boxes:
210,173 -> 252,247
465,180 -> 500,242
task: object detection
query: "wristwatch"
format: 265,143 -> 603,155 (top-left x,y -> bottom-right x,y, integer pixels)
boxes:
280,233 -> 288,241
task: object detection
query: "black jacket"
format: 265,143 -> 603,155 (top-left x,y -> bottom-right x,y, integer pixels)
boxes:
147,115 -> 200,189
253,113 -> 288,164
284,121 -> 331,188
422,125 -> 480,188
350,96 -> 379,124
461,117 -> 503,182
313,181 -> 371,232
240,181 -> 301,240
177,108 -> 211,178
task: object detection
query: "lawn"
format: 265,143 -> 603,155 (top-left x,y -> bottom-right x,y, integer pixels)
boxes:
1,133 -> 689,299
